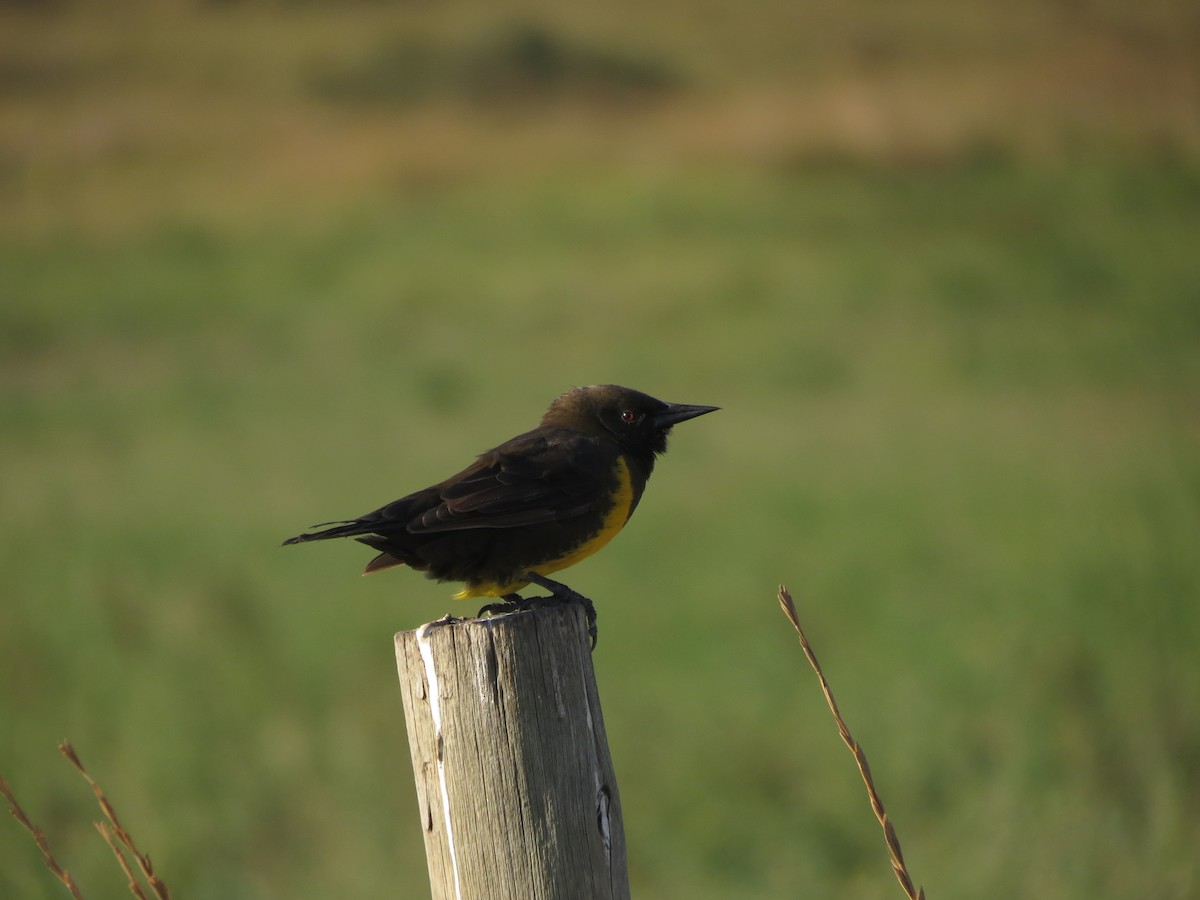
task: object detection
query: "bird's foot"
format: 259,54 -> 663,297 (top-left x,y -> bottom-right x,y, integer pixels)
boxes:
524,573 -> 598,649
475,593 -> 528,618
474,577 -> 598,649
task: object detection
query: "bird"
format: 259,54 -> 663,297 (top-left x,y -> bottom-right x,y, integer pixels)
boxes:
282,384 -> 717,626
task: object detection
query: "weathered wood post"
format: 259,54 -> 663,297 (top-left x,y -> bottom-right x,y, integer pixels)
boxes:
395,602 -> 629,900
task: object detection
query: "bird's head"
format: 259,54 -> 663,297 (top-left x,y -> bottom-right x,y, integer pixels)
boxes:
543,384 -> 718,460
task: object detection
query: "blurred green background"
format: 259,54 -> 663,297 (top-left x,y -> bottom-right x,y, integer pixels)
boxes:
2,1 -> 1198,897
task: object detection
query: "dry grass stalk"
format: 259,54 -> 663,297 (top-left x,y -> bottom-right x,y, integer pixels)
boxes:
777,584 -> 926,900
59,741 -> 171,900
0,775 -> 86,900
96,822 -> 149,900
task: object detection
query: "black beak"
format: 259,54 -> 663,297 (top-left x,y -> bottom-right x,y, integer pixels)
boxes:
652,402 -> 720,430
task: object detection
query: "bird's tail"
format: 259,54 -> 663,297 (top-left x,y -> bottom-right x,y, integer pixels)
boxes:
282,522 -> 407,574
356,534 -> 407,574
281,520 -> 369,545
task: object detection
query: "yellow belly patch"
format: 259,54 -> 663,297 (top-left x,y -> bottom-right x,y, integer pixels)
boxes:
453,457 -> 635,599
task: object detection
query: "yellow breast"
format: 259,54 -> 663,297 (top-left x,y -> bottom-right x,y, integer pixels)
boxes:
453,456 -> 635,599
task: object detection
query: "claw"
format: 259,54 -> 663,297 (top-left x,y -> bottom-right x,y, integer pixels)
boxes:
476,593 -> 526,618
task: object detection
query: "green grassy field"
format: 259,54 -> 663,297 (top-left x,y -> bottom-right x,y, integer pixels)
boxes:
3,2 -> 1199,898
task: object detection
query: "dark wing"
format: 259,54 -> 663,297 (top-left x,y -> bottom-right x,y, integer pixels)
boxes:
405,431 -> 610,533
282,430 -> 616,546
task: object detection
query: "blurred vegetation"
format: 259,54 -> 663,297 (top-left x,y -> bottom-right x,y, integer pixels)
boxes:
309,22 -> 681,107
2,1 -> 1198,898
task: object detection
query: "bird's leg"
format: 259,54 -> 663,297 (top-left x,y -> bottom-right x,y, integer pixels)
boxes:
524,572 -> 598,649
523,572 -> 587,604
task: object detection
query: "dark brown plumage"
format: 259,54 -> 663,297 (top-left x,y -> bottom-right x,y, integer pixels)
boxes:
283,384 -> 717,599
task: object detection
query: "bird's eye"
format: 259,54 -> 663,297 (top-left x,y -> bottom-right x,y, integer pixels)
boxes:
620,409 -> 640,424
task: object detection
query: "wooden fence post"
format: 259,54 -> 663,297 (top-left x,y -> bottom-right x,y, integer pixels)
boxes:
395,603 -> 630,900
